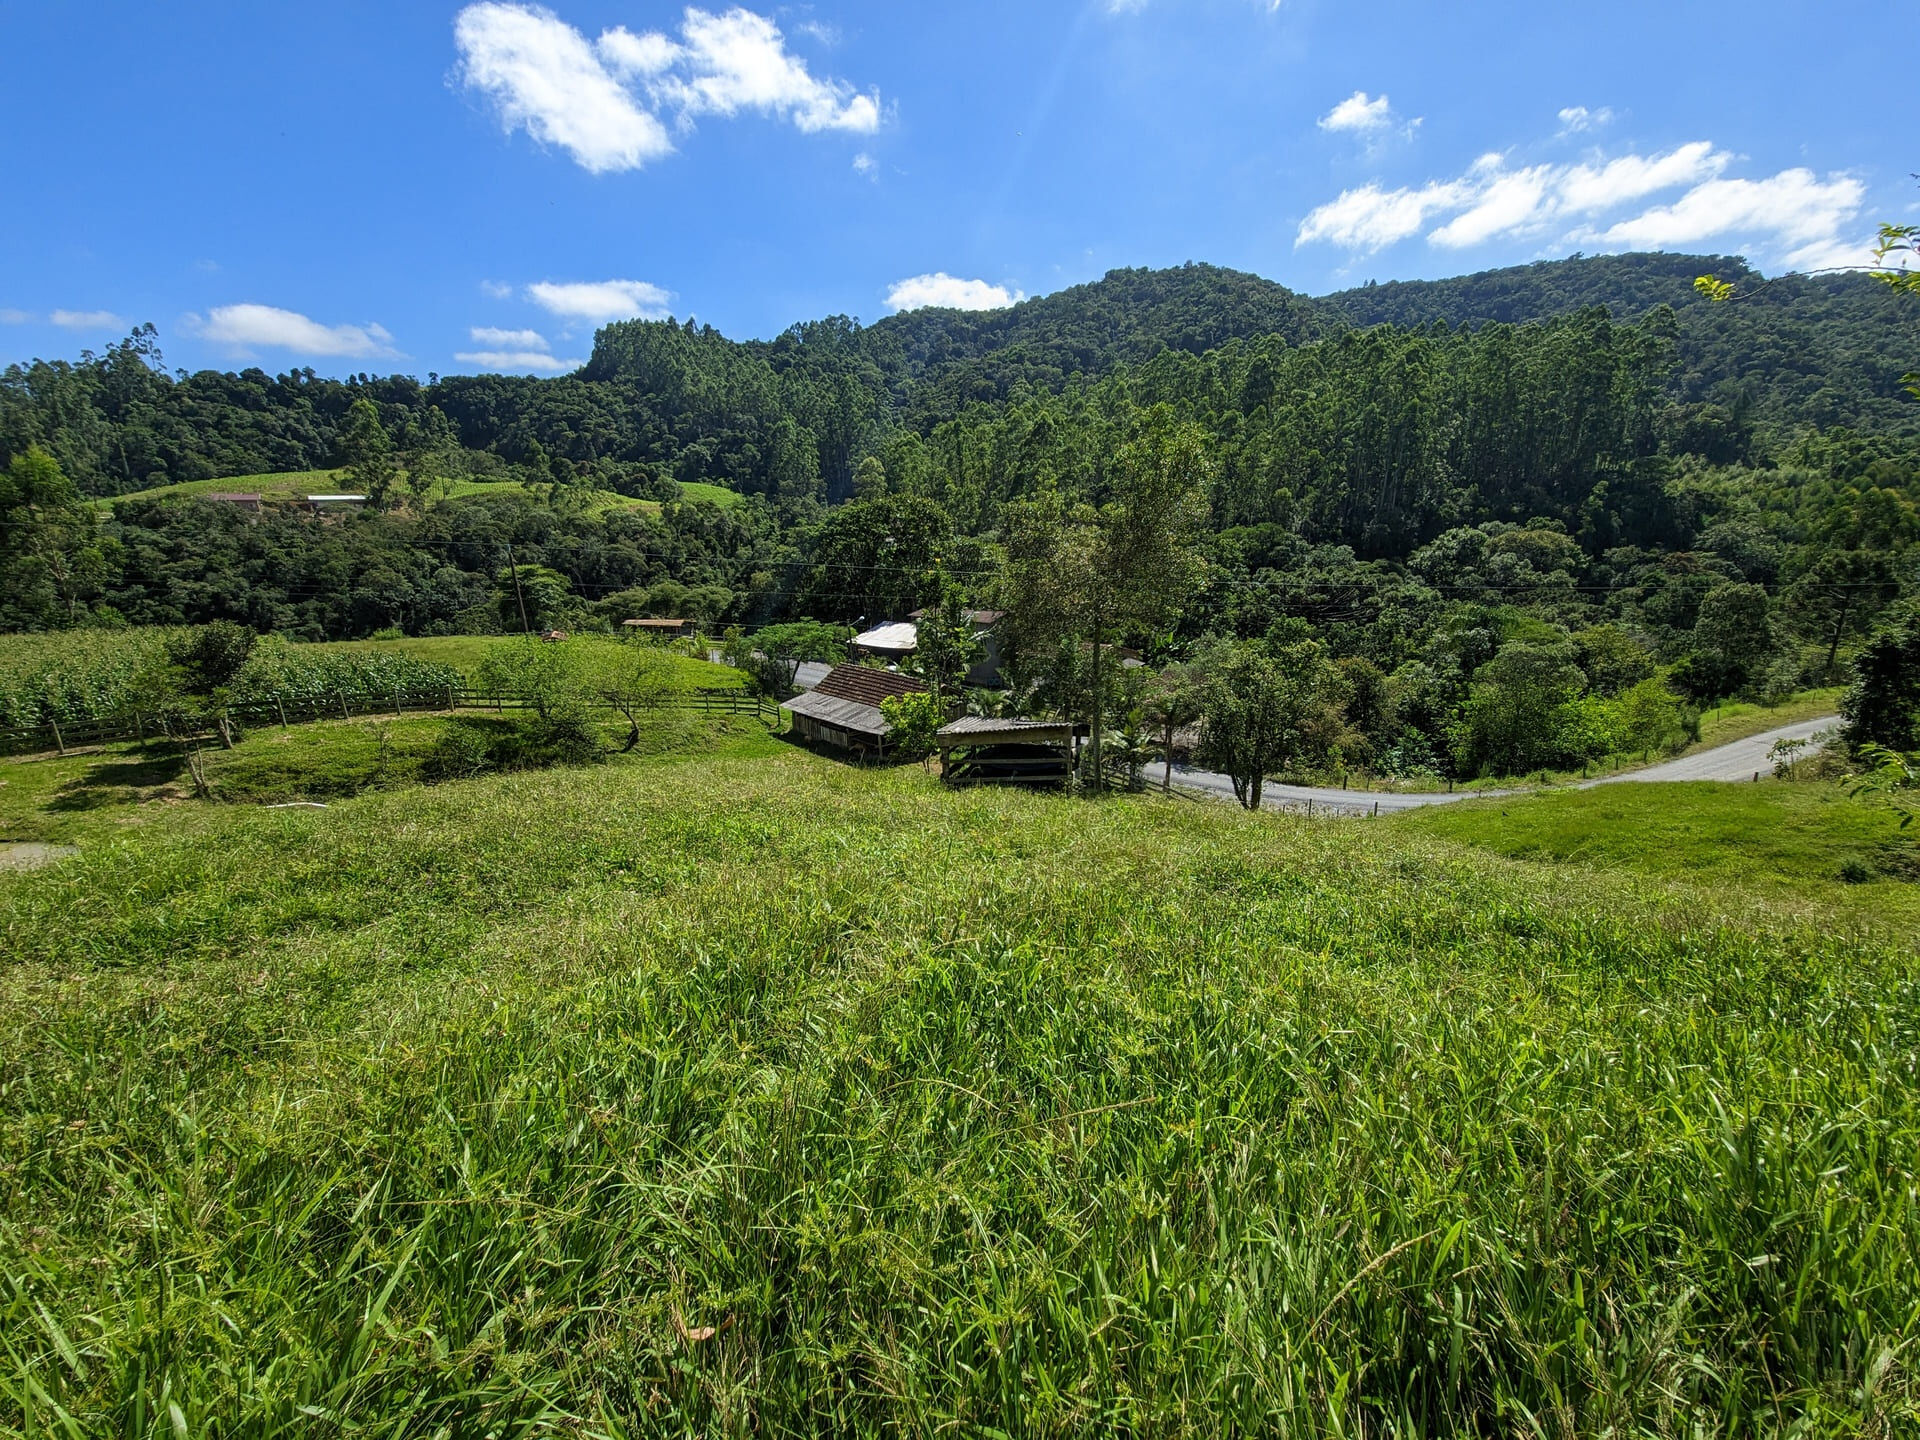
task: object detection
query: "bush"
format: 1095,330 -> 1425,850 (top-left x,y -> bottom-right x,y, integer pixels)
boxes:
1838,857 -> 1873,885
426,721 -> 496,782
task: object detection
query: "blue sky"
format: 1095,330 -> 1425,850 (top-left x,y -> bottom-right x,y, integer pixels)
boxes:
2,0 -> 1906,378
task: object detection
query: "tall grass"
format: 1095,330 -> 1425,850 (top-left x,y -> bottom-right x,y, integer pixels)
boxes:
1,754 -> 1916,1435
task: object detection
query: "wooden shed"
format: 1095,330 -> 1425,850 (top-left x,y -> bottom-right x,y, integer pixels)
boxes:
781,664 -> 929,757
937,715 -> 1079,787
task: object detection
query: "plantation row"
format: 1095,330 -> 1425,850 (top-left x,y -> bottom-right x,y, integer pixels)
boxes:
0,628 -> 463,730
0,683 -> 778,756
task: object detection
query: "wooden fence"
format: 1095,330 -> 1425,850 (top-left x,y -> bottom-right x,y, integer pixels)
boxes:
0,686 -> 779,757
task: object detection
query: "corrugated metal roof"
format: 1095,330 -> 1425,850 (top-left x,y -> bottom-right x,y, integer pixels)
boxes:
781,689 -> 891,736
813,664 -> 928,707
852,621 -> 918,652
792,660 -> 833,691
938,716 -> 1072,738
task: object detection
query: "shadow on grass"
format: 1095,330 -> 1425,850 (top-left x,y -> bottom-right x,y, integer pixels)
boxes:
49,749 -> 188,811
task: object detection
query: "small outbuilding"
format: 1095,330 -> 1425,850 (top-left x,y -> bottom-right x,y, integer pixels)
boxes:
937,715 -> 1079,788
623,617 -> 695,638
850,620 -> 920,662
782,664 -> 929,758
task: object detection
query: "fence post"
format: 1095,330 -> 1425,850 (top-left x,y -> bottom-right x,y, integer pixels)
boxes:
49,713 -> 66,757
338,692 -> 350,721
394,686 -> 403,719
276,694 -> 289,730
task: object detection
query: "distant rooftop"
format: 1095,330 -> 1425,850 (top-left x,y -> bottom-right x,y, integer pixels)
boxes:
852,620 -> 918,652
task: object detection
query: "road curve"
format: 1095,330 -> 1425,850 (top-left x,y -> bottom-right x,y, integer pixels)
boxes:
1170,715 -> 1840,816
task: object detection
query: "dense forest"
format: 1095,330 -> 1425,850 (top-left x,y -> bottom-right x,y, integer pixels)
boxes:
3,249 -> 1915,777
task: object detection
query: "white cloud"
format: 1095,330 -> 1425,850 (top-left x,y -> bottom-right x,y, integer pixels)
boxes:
885,274 -> 1023,312
1296,174 -> 1478,251
647,8 -> 880,133
469,325 -> 550,349
1297,135 -> 1864,271
195,304 -> 400,358
526,278 -> 673,324
1,309 -> 32,325
51,309 -> 127,330
454,3 -> 880,174
454,348 -> 583,374
455,3 -> 673,173
1319,91 -> 1393,135
480,279 -> 515,299
852,151 -> 876,176
1595,169 -> 1870,271
1555,141 -> 1728,213
1428,165 -> 1558,249
1558,106 -> 1615,135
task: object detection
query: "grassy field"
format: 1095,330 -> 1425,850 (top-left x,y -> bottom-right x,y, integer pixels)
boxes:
2,728 -> 1917,1434
97,471 -> 746,517
92,471 -> 345,508
1396,779 -> 1920,927
1694,688 -> 1845,749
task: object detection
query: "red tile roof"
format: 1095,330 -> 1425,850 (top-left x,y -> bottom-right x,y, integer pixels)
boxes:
813,663 -> 928,707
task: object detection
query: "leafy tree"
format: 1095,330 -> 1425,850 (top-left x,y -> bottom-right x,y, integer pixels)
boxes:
596,645 -> 676,751
1842,604 -> 1920,752
1455,643 -> 1586,777
1144,661 -> 1207,793
1196,641 -> 1337,809
1680,582 -> 1776,701
167,621 -> 257,692
1000,409 -> 1208,788
340,397 -> 398,507
1787,549 -> 1902,681
477,638 -> 585,721
0,445 -> 112,628
740,620 -> 850,695
880,691 -> 944,766
907,586 -> 984,699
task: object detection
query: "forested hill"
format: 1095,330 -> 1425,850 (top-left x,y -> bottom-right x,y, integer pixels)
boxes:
1322,252 -> 1918,434
2,250 -> 1914,507
1322,252 -> 1760,328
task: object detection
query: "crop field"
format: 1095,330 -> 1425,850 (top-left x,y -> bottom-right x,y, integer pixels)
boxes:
322,635 -> 743,690
2,731 -> 1917,1436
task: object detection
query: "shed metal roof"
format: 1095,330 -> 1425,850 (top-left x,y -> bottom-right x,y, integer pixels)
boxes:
938,716 -> 1076,741
781,689 -> 891,737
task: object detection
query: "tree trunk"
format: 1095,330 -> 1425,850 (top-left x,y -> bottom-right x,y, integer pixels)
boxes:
1088,617 -> 1104,794
1163,720 -> 1175,793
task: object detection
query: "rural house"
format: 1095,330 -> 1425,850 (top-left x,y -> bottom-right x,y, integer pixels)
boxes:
782,664 -> 929,758
853,609 -> 1006,686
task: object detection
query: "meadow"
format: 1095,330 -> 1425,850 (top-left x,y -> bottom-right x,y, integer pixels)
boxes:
95,471 -> 746,515
1,722 -> 1916,1436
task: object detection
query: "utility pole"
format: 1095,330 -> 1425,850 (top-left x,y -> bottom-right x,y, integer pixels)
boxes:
506,542 -> 532,636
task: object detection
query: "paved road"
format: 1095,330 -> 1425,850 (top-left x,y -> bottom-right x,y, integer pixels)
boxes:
1170,715 -> 1840,816
1585,715 -> 1838,785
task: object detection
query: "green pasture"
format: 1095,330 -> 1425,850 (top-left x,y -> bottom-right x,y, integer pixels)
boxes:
1396,779 -> 1920,928
93,470 -> 345,509
94,471 -> 745,516
1,728 -> 1916,1434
